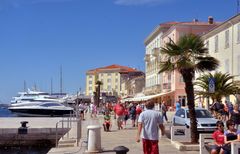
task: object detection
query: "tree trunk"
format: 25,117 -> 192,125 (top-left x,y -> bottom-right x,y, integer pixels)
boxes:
182,71 -> 198,143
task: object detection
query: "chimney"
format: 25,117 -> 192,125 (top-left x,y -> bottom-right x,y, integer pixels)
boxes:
208,16 -> 214,24
193,19 -> 198,22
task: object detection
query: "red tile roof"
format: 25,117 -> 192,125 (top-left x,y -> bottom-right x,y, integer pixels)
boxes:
87,64 -> 139,74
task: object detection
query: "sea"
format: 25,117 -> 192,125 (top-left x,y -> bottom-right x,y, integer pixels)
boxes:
0,106 -> 16,117
0,105 -> 52,154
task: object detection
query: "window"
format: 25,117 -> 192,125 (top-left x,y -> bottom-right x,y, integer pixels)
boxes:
107,85 -> 111,91
108,73 -> 111,76
115,78 -> 118,82
115,85 -> 118,89
89,75 -> 92,79
179,75 -> 184,82
225,59 -> 229,73
225,30 -> 229,48
215,35 -> 218,52
107,79 -> 111,83
168,73 -> 171,80
89,87 -> 92,90
89,81 -> 92,84
238,24 -> 240,43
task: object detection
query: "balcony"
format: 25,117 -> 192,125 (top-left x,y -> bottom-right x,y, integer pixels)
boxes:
152,48 -> 160,57
162,83 -> 171,92
144,54 -> 150,62
144,84 -> 161,95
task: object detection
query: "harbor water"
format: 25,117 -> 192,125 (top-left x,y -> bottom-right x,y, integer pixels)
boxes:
0,107 -> 53,154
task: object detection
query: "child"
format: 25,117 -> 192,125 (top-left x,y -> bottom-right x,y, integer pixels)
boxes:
103,111 -> 111,132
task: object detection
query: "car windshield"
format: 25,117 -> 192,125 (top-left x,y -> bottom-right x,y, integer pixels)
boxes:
187,110 -> 213,118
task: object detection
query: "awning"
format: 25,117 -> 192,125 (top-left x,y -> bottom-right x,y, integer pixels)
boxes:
123,91 -> 174,102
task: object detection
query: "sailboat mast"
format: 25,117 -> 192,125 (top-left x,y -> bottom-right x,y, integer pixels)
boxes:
51,78 -> 53,95
60,66 -> 63,94
24,80 -> 27,92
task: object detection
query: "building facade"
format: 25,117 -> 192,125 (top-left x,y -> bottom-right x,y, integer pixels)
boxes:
202,14 -> 240,103
85,64 -> 144,97
144,17 -> 219,107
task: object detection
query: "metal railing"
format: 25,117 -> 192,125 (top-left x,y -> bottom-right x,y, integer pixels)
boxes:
55,110 -> 81,147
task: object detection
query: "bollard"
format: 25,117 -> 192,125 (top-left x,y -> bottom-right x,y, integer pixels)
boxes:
114,146 -> 129,154
85,125 -> 102,153
18,121 -> 28,134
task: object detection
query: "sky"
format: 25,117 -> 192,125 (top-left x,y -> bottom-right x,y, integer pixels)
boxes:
0,0 -> 236,103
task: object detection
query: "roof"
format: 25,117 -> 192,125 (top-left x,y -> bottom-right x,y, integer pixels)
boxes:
144,20 -> 221,45
86,64 -> 140,74
202,13 -> 240,39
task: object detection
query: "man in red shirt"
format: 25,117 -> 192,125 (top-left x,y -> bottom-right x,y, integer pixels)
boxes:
211,121 -> 224,154
113,101 -> 125,130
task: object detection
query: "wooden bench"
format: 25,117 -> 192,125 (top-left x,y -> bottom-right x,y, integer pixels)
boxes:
199,134 -> 240,154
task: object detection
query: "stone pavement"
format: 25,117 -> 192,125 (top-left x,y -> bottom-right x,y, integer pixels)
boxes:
48,112 -> 199,154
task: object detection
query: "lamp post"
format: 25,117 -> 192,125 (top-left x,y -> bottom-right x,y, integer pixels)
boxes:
95,81 -> 102,107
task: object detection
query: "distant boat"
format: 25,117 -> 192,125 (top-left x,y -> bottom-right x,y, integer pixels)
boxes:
8,102 -> 73,117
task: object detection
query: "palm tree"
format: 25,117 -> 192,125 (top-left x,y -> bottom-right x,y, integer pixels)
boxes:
159,34 -> 219,143
195,72 -> 240,102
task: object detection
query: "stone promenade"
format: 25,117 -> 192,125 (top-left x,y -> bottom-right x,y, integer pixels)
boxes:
48,112 -> 199,154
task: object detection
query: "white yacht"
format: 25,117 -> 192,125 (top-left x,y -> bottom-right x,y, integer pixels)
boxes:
8,102 -> 73,117
10,89 -> 66,107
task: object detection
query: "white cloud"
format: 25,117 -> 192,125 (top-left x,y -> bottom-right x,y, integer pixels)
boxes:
114,0 -> 169,6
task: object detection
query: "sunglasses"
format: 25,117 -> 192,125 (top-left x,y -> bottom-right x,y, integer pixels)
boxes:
218,125 -> 224,127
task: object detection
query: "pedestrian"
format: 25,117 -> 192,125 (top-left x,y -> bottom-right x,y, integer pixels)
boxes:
123,104 -> 129,129
113,101 -> 125,130
136,100 -> 165,154
103,111 -> 111,132
161,101 -> 168,123
79,103 -> 87,120
129,103 -> 137,127
230,104 -> 240,129
175,100 -> 181,112
211,121 -> 224,154
135,103 -> 143,126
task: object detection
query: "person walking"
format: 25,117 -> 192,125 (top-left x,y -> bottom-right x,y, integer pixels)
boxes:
113,101 -> 125,130
161,101 -> 168,123
175,100 -> 181,112
136,100 -> 165,154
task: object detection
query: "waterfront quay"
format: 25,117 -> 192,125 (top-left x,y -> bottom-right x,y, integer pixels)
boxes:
0,112 -> 199,154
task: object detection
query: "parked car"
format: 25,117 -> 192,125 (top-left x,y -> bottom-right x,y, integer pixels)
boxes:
172,107 -> 218,132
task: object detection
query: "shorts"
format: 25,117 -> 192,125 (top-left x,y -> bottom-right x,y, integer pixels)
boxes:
211,145 -> 222,153
116,115 -> 124,122
142,138 -> 159,154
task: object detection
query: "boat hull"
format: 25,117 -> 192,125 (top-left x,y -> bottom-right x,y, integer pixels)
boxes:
8,108 -> 73,117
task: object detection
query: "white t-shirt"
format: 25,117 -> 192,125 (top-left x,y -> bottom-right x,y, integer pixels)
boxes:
138,109 -> 163,140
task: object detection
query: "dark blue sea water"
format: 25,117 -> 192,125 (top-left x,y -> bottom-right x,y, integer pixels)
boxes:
0,107 -> 17,117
